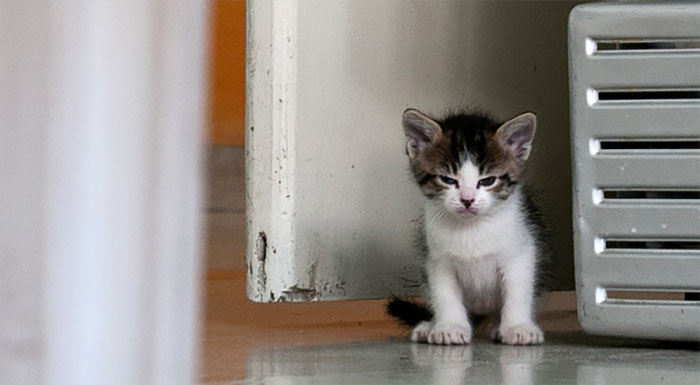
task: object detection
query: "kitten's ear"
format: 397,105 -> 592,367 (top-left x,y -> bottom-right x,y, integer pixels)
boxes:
402,109 -> 441,159
495,112 -> 536,161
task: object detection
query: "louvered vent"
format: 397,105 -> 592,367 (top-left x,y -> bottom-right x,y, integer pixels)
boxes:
569,2 -> 700,341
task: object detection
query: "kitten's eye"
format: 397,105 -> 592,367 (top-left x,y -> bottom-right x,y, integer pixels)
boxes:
439,176 -> 458,186
478,176 -> 497,187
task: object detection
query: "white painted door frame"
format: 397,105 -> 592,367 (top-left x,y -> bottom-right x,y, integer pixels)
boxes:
1,2 -> 209,385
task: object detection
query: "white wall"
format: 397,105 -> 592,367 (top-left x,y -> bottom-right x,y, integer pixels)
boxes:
247,0 -> 582,303
299,0 -> 581,290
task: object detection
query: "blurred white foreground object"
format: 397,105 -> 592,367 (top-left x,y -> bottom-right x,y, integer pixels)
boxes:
1,1 -> 209,384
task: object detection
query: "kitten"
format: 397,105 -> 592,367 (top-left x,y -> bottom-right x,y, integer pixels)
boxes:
387,108 -> 550,346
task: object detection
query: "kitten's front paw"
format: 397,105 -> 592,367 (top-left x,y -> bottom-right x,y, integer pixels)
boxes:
427,322 -> 472,345
496,323 -> 544,345
411,321 -> 433,343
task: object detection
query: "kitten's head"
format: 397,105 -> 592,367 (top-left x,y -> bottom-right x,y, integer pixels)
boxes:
402,108 -> 536,219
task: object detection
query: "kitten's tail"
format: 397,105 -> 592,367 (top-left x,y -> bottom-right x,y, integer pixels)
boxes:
386,297 -> 488,328
385,297 -> 433,327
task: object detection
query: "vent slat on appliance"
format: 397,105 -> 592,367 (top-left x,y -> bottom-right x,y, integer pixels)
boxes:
581,305 -> 700,341
582,56 -> 700,88
591,156 -> 700,187
586,256 -> 700,289
588,206 -> 699,239
586,107 -> 700,137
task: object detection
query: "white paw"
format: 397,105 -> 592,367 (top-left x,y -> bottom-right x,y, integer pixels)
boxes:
427,322 -> 472,345
411,321 -> 433,343
496,323 -> 544,345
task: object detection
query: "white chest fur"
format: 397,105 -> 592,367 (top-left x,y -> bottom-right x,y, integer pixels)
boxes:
425,190 -> 530,261
423,190 -> 534,313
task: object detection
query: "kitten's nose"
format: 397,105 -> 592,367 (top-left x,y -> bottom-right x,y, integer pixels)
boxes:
461,199 -> 474,208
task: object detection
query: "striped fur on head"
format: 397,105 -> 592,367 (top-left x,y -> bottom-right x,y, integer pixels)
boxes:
403,108 -> 536,217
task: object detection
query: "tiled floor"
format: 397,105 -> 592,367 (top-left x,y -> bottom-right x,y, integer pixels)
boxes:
199,271 -> 700,385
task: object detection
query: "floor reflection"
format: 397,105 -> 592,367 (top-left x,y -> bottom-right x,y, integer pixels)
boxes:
409,343 -> 543,385
236,332 -> 699,385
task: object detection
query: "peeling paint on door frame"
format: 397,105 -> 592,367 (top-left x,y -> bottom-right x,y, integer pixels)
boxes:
246,0 -> 299,302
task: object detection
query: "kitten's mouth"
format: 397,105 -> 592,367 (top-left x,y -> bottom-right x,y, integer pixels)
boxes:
456,207 -> 479,217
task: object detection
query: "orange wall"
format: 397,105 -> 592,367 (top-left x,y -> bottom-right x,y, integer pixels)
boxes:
208,0 -> 245,146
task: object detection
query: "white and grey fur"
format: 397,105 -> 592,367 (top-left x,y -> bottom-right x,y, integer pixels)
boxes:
387,108 -> 551,346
